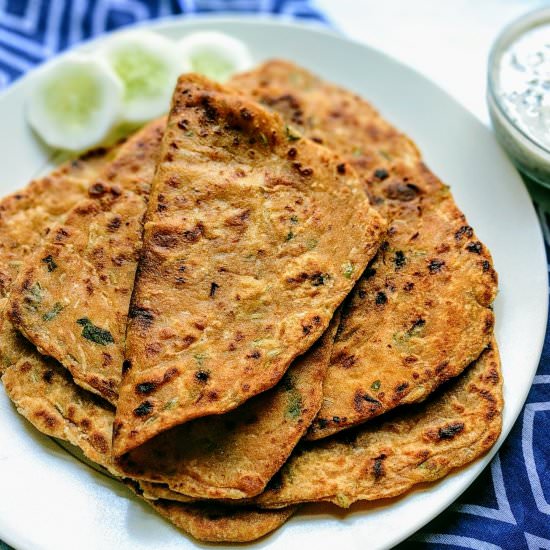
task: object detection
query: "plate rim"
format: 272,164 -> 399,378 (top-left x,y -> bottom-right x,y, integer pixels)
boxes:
0,14 -> 547,550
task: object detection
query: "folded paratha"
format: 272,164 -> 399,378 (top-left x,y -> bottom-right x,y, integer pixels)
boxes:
3,201 -> 341,500
0,147 -> 115,376
3,355 -> 118,471
117,313 -> 339,499
254,340 -> 502,509
148,500 -> 296,543
5,311 -> 339,497
232,61 -> 498,439
126,480 -> 296,543
0,145 -> 124,471
8,119 -> 165,403
3,357 -> 295,543
113,74 -> 385,456
1,120 -> 343,501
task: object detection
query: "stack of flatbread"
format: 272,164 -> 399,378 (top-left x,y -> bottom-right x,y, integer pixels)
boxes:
0,61 -> 502,543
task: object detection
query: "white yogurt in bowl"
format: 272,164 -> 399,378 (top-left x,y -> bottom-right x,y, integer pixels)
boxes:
488,8 -> 550,188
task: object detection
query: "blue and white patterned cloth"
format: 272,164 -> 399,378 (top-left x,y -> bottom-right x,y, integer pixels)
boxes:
0,2 -> 548,549
0,0 -> 325,86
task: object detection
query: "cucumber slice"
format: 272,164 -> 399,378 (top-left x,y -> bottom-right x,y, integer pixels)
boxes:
178,31 -> 253,82
100,31 -> 185,123
26,54 -> 123,152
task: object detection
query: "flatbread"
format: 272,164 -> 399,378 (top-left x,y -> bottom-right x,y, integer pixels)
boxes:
4,315 -> 337,500
2,352 -> 117,472
113,74 -> 385,456
3,357 -> 293,543
149,500 -> 296,543
3,258 -> 339,500
0,148 -> 112,300
1,116 -> 341,501
0,148 -> 118,470
254,339 -> 502,509
126,480 -> 296,543
8,119 -> 165,403
116,313 -> 339,499
232,61 -> 498,439
0,148 -> 114,376
139,482 -> 197,503
4,316 -> 339,500
0,143 -> 134,475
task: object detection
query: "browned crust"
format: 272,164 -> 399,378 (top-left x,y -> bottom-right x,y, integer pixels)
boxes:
2,348 -> 118,474
254,339 -> 502,508
126,479 -> 296,543
7,119 -> 165,403
113,74 -> 385,456
0,149 -> 114,378
232,60 -> 498,439
150,499 -> 296,542
0,63 -> 503,544
116,313 -> 340,499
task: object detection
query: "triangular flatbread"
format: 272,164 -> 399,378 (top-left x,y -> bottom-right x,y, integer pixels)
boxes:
232,61 -> 498,439
8,119 -> 165,402
113,74 -> 385,455
254,340 -> 502,508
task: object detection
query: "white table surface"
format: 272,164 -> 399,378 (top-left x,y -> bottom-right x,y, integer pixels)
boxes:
316,0 -> 548,124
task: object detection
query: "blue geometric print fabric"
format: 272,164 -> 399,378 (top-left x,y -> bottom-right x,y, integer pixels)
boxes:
0,0 -> 326,87
0,2 -> 548,550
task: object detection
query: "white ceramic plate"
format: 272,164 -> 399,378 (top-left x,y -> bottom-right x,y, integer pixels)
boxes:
0,16 -> 546,550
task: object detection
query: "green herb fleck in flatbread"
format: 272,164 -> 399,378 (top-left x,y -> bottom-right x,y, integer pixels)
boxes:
43,302 -> 64,321
286,125 -> 300,141
76,317 -> 114,346
342,261 -> 354,279
286,391 -> 303,420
